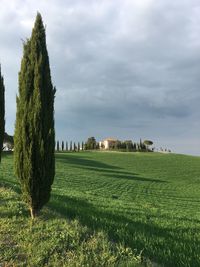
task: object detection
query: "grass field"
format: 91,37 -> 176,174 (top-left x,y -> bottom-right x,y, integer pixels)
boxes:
1,151 -> 200,266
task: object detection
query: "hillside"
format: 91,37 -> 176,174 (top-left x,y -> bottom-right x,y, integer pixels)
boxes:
1,152 -> 200,266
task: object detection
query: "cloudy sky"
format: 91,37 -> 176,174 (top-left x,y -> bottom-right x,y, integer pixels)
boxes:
1,0 -> 200,155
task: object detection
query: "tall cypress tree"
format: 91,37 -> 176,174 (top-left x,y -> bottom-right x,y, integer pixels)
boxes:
0,66 -> 5,162
14,13 -> 56,219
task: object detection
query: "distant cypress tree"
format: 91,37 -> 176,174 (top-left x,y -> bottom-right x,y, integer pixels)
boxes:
133,142 -> 136,151
70,141 -> 72,151
14,13 -> 56,219
66,141 -> 68,151
81,141 -> 84,151
85,137 -> 96,150
0,66 -> 5,162
62,141 -> 64,151
139,138 -> 142,148
139,139 -> 143,151
78,142 -> 80,152
57,141 -> 60,151
73,142 -> 76,151
96,142 -> 100,149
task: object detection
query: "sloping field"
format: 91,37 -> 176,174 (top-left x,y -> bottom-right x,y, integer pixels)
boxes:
1,152 -> 200,266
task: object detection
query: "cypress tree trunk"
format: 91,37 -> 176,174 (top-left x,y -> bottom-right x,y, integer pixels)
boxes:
0,66 -> 5,162
14,13 -> 56,219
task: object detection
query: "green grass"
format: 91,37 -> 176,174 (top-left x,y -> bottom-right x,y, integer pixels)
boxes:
1,151 -> 200,266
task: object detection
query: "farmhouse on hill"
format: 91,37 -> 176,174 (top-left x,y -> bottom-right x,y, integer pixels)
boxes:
99,138 -> 119,150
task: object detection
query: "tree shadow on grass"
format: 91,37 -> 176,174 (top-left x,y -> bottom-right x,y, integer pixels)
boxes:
48,193 -> 199,267
0,177 -> 28,218
48,193 -> 157,244
56,153 -> 122,170
56,154 -> 167,183
0,177 -> 21,194
85,168 -> 167,183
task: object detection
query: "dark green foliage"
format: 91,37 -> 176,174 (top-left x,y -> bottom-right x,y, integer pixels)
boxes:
61,141 -> 64,151
144,140 -> 153,151
70,141 -> 72,151
96,142 -> 100,149
139,139 -> 146,150
73,142 -> 76,151
81,141 -> 84,151
85,137 -> 97,150
136,139 -> 146,151
144,140 -> 153,146
119,142 -> 126,149
114,140 -> 121,150
14,13 -> 55,218
100,142 -> 105,149
124,140 -> 134,151
57,141 -> 60,151
4,132 -> 14,144
0,66 -> 5,162
77,142 -> 80,152
100,138 -> 153,152
133,142 -> 137,150
3,132 -> 14,150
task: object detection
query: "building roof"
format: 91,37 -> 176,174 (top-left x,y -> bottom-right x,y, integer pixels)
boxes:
102,138 -> 118,142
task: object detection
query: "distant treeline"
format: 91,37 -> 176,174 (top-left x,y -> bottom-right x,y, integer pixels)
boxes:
56,141 -> 84,152
55,137 -> 155,152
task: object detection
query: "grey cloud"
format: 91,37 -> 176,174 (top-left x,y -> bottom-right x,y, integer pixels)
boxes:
0,0 -> 200,155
